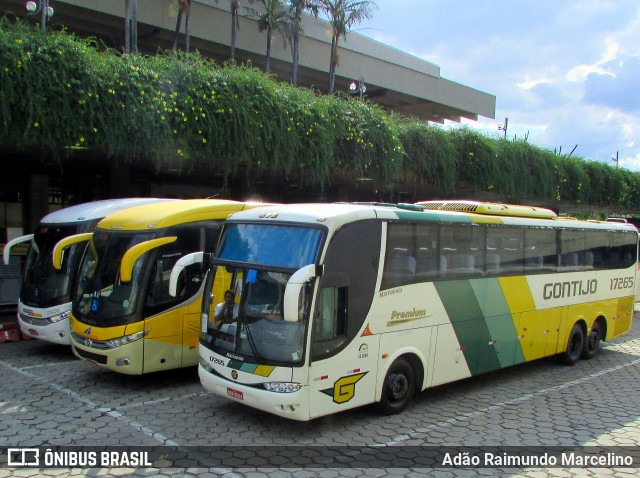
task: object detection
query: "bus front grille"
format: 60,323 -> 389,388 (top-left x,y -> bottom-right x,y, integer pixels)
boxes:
75,347 -> 108,365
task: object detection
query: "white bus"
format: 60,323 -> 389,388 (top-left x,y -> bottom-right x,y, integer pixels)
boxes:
2,198 -> 170,344
194,201 -> 637,421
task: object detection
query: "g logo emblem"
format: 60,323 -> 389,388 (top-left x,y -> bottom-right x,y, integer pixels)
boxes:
321,372 -> 368,404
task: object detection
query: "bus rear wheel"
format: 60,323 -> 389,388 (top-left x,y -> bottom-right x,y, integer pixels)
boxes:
377,358 -> 414,415
582,321 -> 602,360
560,324 -> 584,365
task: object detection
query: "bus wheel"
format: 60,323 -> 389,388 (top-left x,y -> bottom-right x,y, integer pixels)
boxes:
377,358 -> 414,415
560,324 -> 584,365
582,321 -> 602,360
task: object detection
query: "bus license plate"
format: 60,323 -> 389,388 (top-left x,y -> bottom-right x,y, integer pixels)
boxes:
227,387 -> 243,400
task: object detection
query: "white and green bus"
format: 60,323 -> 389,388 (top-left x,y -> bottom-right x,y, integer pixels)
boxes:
194,201 -> 637,421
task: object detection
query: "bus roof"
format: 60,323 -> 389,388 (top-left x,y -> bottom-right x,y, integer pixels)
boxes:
39,198 -> 173,224
97,199 -> 270,231
224,202 -> 639,232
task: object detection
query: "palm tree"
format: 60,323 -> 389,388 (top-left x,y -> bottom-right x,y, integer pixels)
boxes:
172,0 -> 192,53
124,0 -> 138,53
319,0 -> 376,94
288,1 -> 320,86
230,0 -> 242,61
247,0 -> 293,73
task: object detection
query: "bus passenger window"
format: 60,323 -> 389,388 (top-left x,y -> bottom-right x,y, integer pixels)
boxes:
312,286 -> 347,360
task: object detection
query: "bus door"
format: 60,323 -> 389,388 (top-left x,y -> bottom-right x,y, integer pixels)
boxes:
307,222 -> 382,418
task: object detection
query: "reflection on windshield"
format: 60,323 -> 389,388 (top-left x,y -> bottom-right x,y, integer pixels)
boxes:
201,266 -> 313,365
74,231 -> 155,324
218,224 -> 322,269
21,224 -> 83,307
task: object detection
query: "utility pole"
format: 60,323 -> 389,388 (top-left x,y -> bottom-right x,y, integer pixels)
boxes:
612,151 -> 619,168
498,117 -> 508,139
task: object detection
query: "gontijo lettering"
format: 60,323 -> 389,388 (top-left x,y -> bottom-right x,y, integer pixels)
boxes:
543,279 -> 597,300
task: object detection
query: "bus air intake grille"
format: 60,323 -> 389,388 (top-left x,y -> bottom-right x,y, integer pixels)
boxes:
416,201 -> 479,212
74,347 -> 108,365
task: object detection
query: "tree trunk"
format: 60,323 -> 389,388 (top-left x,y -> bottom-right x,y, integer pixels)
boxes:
328,35 -> 338,94
265,27 -> 272,73
231,8 -> 238,61
292,29 -> 300,86
172,9 -> 183,52
185,0 -> 191,53
125,0 -> 131,53
131,0 -> 138,53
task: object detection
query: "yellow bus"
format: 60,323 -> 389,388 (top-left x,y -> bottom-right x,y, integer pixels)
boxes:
53,199 -> 266,374
195,201 -> 637,420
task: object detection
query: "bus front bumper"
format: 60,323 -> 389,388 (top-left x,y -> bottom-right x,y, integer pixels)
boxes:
18,313 -> 71,346
198,364 -> 310,421
71,337 -> 144,375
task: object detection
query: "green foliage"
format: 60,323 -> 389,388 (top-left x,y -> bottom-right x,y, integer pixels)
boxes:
3,20 -> 640,208
450,127 -> 499,192
396,119 -> 457,192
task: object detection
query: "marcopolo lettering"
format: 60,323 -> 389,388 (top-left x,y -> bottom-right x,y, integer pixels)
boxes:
543,279 -> 597,300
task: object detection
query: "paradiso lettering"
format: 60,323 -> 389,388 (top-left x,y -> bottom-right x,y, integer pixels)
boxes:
543,279 -> 597,300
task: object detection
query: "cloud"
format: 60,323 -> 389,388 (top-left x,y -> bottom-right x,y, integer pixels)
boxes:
358,0 -> 640,169
583,57 -> 640,113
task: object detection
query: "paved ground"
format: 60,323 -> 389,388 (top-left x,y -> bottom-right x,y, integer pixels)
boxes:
1,308 -> 640,477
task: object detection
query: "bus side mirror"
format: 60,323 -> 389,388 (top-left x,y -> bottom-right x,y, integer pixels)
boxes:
283,264 -> 322,322
120,236 -> 177,283
3,234 -> 33,265
52,233 -> 93,269
168,252 -> 206,297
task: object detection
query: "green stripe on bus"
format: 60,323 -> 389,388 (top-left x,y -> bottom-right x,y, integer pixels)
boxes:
435,280 -> 501,375
395,211 -> 473,223
469,279 -> 526,367
227,359 -> 244,369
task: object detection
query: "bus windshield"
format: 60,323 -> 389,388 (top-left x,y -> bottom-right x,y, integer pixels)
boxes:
217,223 -> 323,269
202,223 -> 324,365
21,223 -> 86,307
74,231 -> 156,325
201,266 -> 314,365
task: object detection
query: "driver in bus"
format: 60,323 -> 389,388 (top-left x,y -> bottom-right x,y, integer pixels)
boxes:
214,290 -> 239,325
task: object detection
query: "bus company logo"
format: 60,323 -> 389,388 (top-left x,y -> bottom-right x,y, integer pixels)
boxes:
320,372 -> 368,404
231,370 -> 239,380
388,307 -> 429,326
358,344 -> 369,359
543,279 -> 597,300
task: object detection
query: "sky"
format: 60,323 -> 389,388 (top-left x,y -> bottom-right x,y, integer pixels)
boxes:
356,0 -> 640,170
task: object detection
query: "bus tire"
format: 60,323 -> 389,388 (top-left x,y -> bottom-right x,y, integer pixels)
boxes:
377,358 -> 414,415
560,323 -> 584,365
582,321 -> 602,360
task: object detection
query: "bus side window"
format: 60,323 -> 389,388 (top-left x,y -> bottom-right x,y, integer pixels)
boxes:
312,286 -> 347,360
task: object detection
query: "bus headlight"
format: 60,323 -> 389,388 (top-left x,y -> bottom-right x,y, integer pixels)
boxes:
263,382 -> 302,393
47,311 -> 70,324
104,329 -> 149,349
199,358 -> 214,373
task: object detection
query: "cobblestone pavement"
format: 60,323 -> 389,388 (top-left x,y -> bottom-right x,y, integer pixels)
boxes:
1,308 -> 640,477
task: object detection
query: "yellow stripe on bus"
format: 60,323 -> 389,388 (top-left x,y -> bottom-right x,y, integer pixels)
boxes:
498,276 -> 536,313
